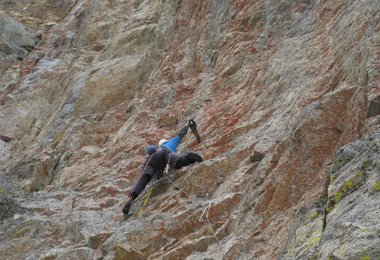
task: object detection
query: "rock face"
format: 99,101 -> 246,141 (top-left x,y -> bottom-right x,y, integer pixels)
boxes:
321,130 -> 380,260
0,0 -> 379,259
0,195 -> 22,223
283,129 -> 380,260
0,14 -> 36,60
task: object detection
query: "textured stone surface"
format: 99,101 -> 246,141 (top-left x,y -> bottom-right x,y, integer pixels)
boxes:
0,14 -> 36,57
282,129 -> 380,260
0,0 -> 379,259
320,130 -> 380,260
0,14 -> 37,88
0,195 -> 22,222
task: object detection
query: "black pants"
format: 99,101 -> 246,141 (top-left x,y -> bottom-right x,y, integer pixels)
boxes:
130,154 -> 197,199
130,172 -> 152,199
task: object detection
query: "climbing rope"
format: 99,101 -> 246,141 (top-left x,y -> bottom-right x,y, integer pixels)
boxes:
162,169 -> 190,197
163,167 -> 221,247
162,151 -> 221,246
92,129 -> 209,258
179,166 -> 196,187
137,187 -> 153,219
90,153 -> 157,259
199,201 -> 220,245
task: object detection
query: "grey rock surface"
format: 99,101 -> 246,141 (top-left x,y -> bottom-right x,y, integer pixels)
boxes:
0,0 -> 379,259
320,130 -> 380,260
0,195 -> 22,222
282,129 -> 380,260
0,14 -> 36,57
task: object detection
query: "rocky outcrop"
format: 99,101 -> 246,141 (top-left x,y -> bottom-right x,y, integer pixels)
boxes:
0,0 -> 379,259
0,14 -> 37,90
0,196 -> 22,223
0,0 -> 76,31
321,130 -> 380,260
283,129 -> 380,260
0,14 -> 36,59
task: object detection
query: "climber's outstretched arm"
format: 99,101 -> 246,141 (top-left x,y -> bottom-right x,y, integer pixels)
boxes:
161,126 -> 189,152
168,152 -> 203,169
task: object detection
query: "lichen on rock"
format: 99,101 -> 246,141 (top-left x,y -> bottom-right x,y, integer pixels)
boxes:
0,0 -> 379,259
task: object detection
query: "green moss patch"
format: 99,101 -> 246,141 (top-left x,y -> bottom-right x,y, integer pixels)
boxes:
337,172 -> 364,196
360,249 -> 371,260
303,234 -> 321,255
327,172 -> 365,213
361,160 -> 370,170
373,180 -> 380,191
335,192 -> 344,203
21,45 -> 34,52
306,210 -> 319,223
306,236 -> 320,249
326,205 -> 334,214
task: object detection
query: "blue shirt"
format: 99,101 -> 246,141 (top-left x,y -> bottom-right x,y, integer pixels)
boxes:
161,135 -> 181,152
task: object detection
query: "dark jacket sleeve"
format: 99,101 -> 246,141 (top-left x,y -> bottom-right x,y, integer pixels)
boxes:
178,125 -> 189,140
167,152 -> 194,169
167,152 -> 180,168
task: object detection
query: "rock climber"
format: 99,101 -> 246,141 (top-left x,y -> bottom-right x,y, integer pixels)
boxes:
122,120 -> 203,215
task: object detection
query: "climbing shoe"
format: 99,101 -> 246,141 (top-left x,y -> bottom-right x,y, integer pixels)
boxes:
186,152 -> 203,163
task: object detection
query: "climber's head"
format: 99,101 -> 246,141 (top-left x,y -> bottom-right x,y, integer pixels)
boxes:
158,139 -> 168,147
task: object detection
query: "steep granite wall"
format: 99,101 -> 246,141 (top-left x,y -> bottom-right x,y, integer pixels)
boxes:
0,0 -> 379,259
